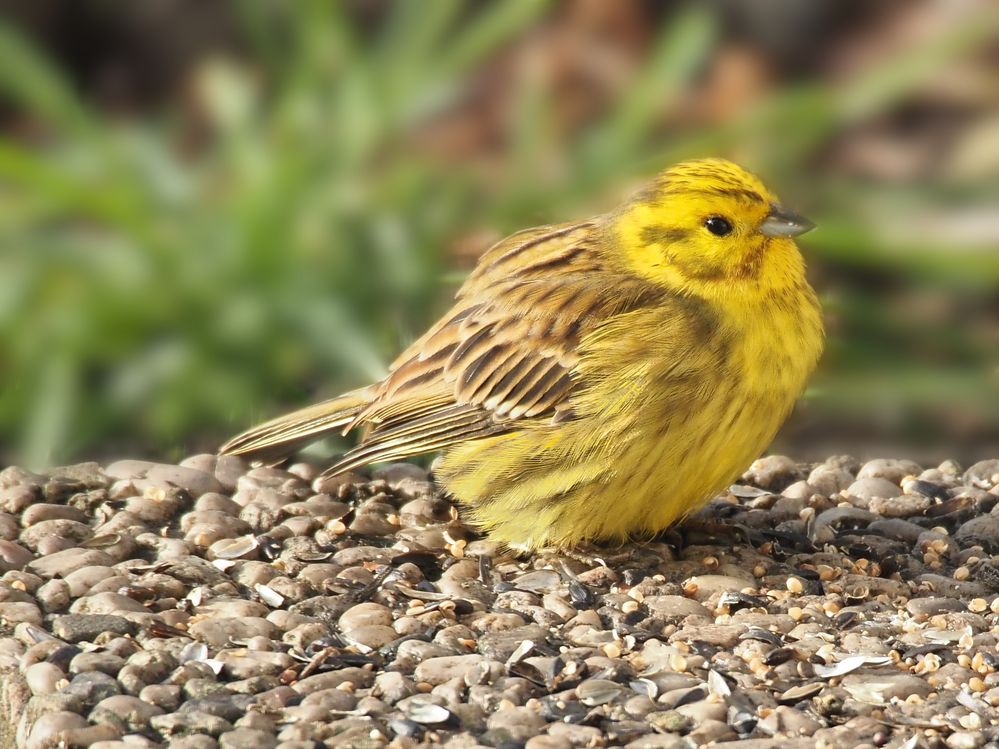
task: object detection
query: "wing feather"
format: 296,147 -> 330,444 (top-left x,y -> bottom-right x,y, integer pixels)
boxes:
316,220 -> 664,477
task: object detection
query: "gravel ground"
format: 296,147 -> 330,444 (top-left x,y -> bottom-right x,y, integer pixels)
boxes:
1,454 -> 999,749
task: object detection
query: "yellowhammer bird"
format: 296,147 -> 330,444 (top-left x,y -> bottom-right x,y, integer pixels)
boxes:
221,158 -> 823,550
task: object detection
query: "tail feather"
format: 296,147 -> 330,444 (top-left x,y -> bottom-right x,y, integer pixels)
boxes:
219,387 -> 372,464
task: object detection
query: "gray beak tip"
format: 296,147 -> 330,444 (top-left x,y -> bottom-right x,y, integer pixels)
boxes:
760,206 -> 815,238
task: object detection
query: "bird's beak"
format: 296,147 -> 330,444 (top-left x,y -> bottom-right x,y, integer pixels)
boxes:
760,204 -> 815,238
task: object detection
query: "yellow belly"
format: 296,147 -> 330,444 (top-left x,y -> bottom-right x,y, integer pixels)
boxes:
437,383 -> 791,549
436,292 -> 823,550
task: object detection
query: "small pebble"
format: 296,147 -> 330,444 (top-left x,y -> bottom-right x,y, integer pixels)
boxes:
0,452 -> 995,747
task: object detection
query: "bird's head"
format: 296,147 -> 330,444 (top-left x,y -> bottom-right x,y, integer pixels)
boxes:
609,158 -> 814,296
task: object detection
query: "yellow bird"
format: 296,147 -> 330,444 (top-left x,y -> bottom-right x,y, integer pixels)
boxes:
221,159 -> 824,550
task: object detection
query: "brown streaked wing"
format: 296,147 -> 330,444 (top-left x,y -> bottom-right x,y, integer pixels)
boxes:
321,220 -> 652,477
325,404 -> 504,475
385,220 -> 597,372
463,221 -> 596,290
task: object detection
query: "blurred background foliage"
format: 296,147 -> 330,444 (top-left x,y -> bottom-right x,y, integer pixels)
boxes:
0,0 -> 996,468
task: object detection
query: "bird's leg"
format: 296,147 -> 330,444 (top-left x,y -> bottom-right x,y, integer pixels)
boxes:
673,517 -> 756,547
671,517 -> 815,555
534,540 -> 643,571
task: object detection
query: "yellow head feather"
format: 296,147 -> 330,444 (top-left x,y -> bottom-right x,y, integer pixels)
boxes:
608,158 -> 810,297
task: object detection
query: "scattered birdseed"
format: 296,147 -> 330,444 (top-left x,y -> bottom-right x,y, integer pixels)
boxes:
1,453 -> 998,747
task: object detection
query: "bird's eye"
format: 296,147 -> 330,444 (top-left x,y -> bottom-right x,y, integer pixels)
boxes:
704,216 -> 733,236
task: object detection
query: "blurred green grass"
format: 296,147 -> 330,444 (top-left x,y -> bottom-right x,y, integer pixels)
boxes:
0,2 -> 996,467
